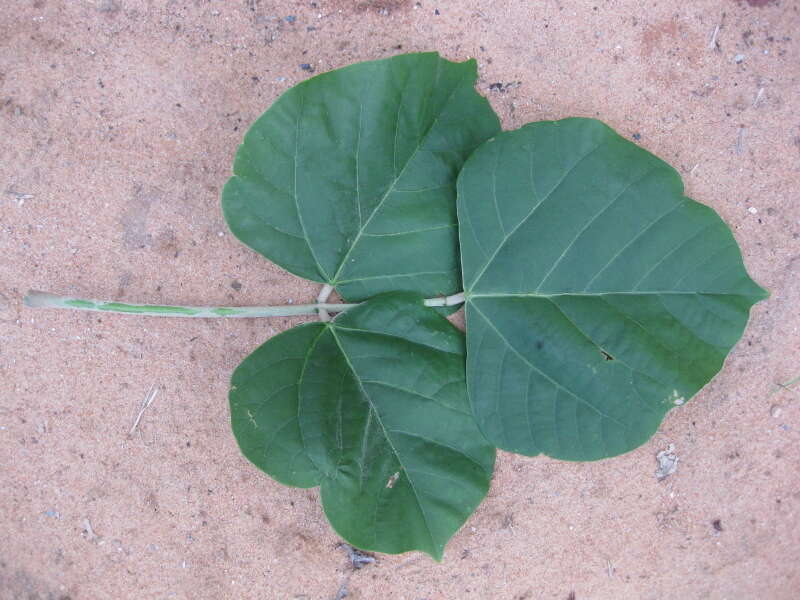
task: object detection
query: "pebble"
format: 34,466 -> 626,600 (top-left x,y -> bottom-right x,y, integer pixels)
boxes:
770,405 -> 782,418
284,15 -> 296,23
748,207 -> 758,214
655,444 -> 678,481
734,53 -> 745,63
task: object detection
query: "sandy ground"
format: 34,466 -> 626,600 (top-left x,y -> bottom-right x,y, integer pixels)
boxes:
1,1 -> 799,599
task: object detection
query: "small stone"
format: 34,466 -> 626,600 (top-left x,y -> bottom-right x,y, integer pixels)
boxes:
748,207 -> 758,214
339,543 -> 375,569
230,280 -> 242,292
633,132 -> 642,141
734,53 -> 745,63
770,405 -> 782,418
655,444 -> 678,481
300,63 -> 313,72
284,15 -> 296,23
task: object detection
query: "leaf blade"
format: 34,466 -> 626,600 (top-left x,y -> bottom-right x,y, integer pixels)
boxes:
229,322 -> 325,488
223,52 -> 500,301
231,294 -> 495,558
459,118 -> 767,460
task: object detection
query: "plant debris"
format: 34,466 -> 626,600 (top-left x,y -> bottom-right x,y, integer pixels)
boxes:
129,385 -> 158,435
338,543 -> 376,569
488,81 -> 521,93
655,444 -> 679,481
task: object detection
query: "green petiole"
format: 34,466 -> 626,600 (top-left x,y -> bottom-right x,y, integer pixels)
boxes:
23,290 -> 466,319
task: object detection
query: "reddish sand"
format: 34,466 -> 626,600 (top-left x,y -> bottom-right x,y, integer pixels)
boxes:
1,1 -> 798,598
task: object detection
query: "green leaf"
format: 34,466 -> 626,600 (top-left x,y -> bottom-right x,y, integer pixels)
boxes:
229,293 -> 495,559
222,52 -> 500,302
458,118 -> 767,461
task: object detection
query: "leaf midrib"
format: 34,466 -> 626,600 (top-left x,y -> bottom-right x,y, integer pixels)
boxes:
467,291 -> 765,298
328,326 -> 439,555
466,138 -> 607,292
328,64 -> 471,288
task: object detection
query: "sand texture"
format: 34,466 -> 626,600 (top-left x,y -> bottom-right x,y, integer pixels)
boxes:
1,1 -> 798,598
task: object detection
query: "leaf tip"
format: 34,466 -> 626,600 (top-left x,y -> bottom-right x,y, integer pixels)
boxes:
425,546 -> 445,562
